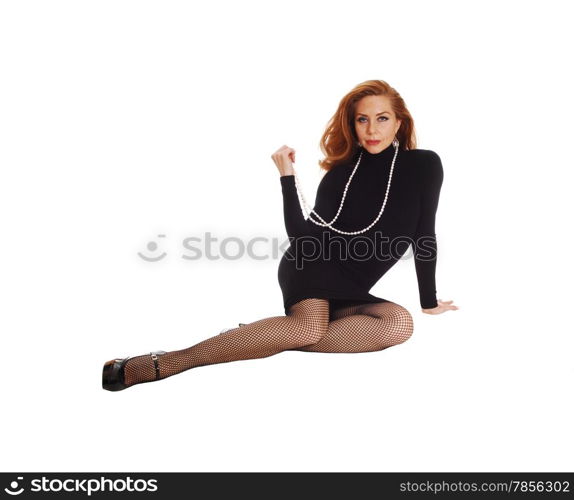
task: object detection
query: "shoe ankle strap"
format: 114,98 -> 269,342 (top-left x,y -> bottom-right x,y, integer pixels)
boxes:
150,352 -> 161,380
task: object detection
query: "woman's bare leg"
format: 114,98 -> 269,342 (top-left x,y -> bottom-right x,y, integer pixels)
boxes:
292,301 -> 414,353
121,298 -> 329,387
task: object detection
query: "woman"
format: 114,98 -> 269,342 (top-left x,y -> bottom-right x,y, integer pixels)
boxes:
102,79 -> 458,392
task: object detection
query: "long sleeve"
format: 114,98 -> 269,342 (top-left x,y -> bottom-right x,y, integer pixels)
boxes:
413,151 -> 444,309
279,170 -> 336,240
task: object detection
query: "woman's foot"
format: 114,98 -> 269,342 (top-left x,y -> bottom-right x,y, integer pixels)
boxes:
102,350 -> 167,391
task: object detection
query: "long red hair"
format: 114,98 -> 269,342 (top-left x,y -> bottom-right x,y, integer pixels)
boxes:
318,80 -> 417,172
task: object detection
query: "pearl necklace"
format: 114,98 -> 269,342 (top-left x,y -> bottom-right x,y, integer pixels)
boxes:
293,139 -> 399,235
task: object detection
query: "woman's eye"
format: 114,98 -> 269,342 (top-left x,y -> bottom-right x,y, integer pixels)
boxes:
357,116 -> 388,122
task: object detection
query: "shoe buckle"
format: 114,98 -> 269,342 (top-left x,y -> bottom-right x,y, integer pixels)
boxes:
150,352 -> 161,380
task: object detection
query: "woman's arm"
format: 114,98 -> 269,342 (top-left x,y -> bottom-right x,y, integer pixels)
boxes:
279,171 -> 334,240
272,144 -> 333,240
413,151 -> 444,310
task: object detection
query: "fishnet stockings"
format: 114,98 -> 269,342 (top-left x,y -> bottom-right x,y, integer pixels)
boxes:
122,298 -> 413,388
293,301 -> 414,353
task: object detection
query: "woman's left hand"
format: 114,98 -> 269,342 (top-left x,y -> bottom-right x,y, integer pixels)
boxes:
422,299 -> 459,315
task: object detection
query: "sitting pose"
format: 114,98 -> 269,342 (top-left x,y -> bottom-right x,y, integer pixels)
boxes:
102,79 -> 458,392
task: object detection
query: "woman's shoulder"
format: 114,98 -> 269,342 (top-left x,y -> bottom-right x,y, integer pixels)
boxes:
403,148 -> 443,179
319,160 -> 351,181
403,147 -> 441,162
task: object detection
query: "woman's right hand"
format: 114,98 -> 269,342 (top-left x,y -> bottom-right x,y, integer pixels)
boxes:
271,145 -> 296,177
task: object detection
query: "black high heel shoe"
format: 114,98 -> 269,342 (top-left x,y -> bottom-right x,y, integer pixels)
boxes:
102,350 -> 167,391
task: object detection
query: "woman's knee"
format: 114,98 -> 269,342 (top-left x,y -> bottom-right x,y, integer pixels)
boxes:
392,305 -> 414,342
361,302 -> 414,346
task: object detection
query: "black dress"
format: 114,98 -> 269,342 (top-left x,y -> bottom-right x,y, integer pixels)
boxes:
277,141 -> 444,316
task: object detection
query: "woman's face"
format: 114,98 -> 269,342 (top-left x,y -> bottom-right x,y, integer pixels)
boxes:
354,95 -> 402,153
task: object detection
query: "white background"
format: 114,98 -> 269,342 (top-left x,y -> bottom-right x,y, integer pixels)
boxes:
1,0 -> 572,472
